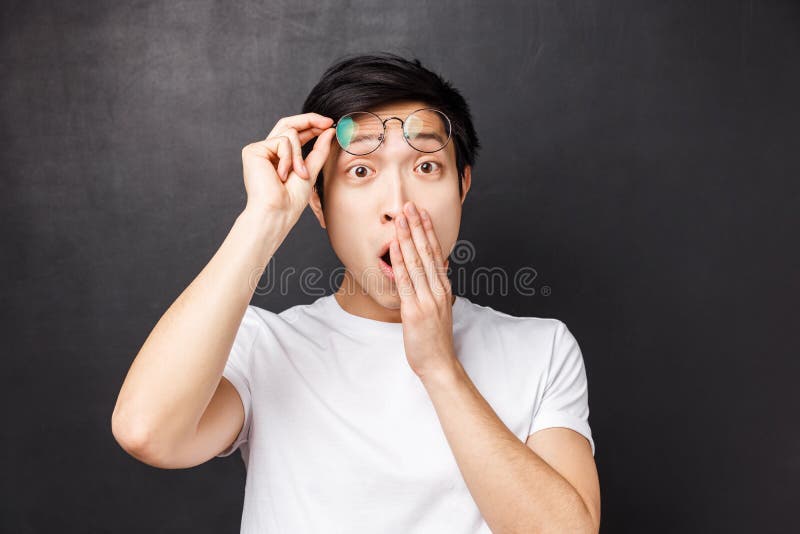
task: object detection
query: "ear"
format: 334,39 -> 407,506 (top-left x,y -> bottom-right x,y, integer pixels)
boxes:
460,165 -> 472,204
308,185 -> 326,229
307,142 -> 339,230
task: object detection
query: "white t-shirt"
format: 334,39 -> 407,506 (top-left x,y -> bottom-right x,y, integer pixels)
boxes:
217,293 -> 594,533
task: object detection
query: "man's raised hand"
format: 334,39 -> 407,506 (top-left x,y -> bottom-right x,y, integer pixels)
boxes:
241,113 -> 336,231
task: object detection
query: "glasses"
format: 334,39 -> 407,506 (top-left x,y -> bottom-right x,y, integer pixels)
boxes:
331,108 -> 452,156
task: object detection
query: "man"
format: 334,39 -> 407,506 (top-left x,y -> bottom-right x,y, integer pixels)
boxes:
112,52 -> 601,533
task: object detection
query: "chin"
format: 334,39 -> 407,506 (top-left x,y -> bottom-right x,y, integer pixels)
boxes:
370,286 -> 402,309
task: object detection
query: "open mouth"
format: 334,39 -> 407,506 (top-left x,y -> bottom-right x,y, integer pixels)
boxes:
378,241 -> 393,267
380,249 -> 392,267
377,242 -> 394,280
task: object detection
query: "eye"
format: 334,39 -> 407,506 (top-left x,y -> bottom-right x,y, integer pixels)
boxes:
416,160 -> 441,175
345,164 -> 374,180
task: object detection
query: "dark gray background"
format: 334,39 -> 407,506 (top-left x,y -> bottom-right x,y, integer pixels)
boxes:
3,1 -> 798,532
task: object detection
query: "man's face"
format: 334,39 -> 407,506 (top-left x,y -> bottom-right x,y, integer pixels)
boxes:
311,100 -> 471,311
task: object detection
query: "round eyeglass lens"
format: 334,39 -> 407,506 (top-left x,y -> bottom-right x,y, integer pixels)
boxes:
335,112 -> 383,155
403,109 -> 451,153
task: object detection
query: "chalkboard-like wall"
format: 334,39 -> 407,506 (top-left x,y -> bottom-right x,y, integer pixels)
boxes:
2,1 -> 798,532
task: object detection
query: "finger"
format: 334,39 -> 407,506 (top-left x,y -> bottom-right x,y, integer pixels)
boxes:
301,128 -> 336,184
270,127 -> 308,180
405,201 -> 445,296
402,202 -> 445,299
267,113 -> 334,140
273,136 -> 293,181
304,127 -> 326,143
418,207 -> 451,295
388,238 -> 416,304
246,136 -> 291,181
395,213 -> 433,302
282,128 -> 336,205
266,126 -> 327,181
270,126 -> 326,149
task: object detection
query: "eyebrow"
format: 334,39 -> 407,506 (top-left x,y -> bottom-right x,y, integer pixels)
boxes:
412,132 -> 445,144
348,131 -> 446,145
350,134 -> 378,144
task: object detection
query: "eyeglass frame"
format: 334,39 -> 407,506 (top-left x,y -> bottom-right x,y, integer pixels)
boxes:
330,107 -> 453,156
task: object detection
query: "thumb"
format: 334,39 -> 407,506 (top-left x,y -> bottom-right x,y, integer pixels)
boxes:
303,128 -> 337,185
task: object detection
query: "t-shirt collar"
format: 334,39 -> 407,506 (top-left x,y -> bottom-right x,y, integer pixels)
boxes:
321,293 -> 468,337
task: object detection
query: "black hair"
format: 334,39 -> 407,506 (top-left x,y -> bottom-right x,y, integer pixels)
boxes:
300,52 -> 480,210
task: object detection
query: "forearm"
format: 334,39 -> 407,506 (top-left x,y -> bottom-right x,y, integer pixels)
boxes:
420,360 -> 596,534
112,208 -> 286,455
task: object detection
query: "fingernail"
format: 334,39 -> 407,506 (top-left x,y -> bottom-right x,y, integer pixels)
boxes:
419,208 -> 429,220
299,162 -> 308,176
406,203 -> 418,216
398,215 -> 408,228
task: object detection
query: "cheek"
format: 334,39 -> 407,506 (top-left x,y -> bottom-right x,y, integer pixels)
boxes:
425,201 -> 462,257
325,222 -> 365,275
322,184 -> 374,266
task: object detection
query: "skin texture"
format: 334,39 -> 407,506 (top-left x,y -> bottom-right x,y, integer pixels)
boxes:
308,100 -> 471,323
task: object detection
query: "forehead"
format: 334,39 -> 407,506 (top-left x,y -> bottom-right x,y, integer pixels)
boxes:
364,100 -> 432,119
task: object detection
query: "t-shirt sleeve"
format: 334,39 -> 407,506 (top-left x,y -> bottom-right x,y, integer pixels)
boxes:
216,306 -> 259,458
530,320 -> 596,456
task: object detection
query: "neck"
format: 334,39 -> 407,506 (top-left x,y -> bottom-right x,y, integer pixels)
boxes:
334,269 -> 455,323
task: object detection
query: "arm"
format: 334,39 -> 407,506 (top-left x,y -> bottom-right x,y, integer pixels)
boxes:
421,362 -> 601,534
386,201 -> 600,533
111,114 -> 336,468
111,208 -> 285,467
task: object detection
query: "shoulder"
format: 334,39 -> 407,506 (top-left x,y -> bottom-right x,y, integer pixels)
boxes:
242,295 -> 330,335
455,296 -> 565,344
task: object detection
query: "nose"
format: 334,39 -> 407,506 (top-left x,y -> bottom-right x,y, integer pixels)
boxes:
381,194 -> 407,224
379,118 -> 414,224
380,174 -> 412,225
